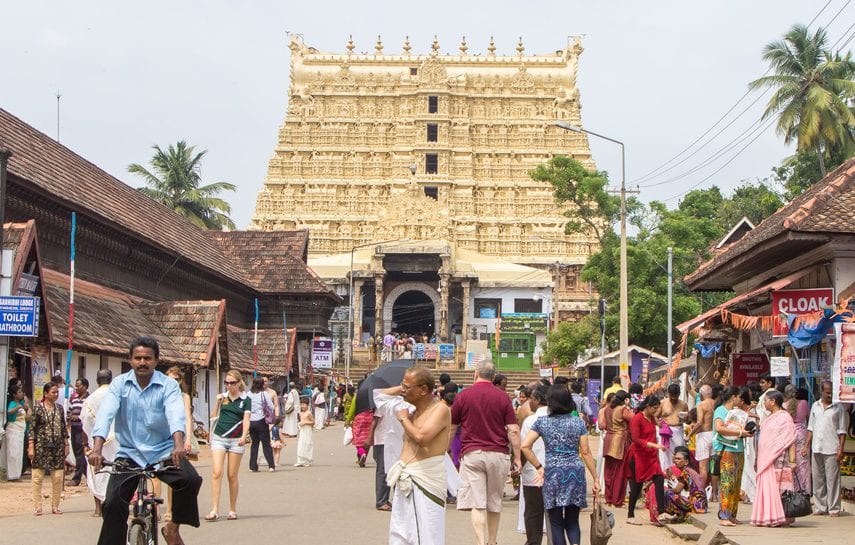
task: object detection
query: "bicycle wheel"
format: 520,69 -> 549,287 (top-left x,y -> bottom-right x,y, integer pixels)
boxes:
128,521 -> 147,545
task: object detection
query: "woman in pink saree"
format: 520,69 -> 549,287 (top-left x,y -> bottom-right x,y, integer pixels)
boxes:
751,390 -> 797,527
784,385 -> 811,493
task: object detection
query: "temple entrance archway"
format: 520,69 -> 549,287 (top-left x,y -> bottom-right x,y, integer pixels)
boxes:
392,291 -> 435,335
382,282 -> 441,336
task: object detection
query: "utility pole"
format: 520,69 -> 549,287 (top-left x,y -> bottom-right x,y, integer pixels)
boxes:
56,91 -> 61,142
667,247 -> 673,367
598,298 -> 606,394
607,184 -> 639,387
0,149 -> 12,428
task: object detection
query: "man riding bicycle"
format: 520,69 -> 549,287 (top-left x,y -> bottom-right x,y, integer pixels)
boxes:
89,336 -> 203,545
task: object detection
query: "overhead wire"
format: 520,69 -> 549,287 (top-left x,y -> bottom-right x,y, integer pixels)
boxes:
653,0 -> 853,202
632,0 -> 846,190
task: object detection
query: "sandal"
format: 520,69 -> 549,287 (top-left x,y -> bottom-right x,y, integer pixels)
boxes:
204,512 -> 219,522
227,512 -> 238,520
33,508 -> 43,516
626,518 -> 642,526
52,508 -> 63,515
377,504 -> 392,511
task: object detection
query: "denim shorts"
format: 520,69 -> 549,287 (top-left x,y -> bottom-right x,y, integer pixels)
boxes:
211,434 -> 245,454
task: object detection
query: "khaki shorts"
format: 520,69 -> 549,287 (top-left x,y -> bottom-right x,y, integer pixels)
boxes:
456,450 -> 511,513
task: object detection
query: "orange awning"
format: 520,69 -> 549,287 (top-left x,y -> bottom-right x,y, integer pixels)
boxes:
676,268 -> 813,334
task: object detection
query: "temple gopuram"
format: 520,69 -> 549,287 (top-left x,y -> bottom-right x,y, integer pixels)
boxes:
250,35 -> 599,367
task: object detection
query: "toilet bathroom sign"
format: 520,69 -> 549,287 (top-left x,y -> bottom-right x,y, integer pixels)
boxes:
771,288 -> 835,337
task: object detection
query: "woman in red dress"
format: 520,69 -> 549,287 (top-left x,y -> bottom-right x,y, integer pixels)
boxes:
625,395 -> 675,525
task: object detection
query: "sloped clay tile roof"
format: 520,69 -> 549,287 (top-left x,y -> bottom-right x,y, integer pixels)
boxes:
208,230 -> 338,297
686,158 -> 855,286
226,325 -> 291,375
42,268 -> 191,365
139,300 -> 226,368
3,220 -> 36,289
0,108 -> 246,286
4,220 -> 52,342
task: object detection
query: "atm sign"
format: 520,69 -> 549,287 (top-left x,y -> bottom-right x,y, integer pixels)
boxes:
771,288 -> 834,337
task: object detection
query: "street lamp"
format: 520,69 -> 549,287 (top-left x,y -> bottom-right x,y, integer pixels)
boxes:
346,238 -> 410,381
554,120 -> 629,387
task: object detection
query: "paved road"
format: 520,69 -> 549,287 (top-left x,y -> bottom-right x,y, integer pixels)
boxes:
1,425 -> 669,544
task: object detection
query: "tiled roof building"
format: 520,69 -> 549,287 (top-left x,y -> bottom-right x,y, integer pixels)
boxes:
0,107 -> 339,394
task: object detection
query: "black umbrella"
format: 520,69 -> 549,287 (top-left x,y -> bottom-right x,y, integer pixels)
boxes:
354,359 -> 414,413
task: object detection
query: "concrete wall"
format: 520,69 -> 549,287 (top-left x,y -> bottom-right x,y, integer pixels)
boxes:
469,286 -> 552,350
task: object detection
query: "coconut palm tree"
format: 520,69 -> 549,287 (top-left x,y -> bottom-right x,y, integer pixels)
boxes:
129,141 -> 237,230
749,24 -> 855,176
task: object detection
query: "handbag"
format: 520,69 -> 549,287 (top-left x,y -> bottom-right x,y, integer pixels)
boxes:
284,396 -> 295,415
261,393 -> 275,425
709,448 -> 725,477
590,493 -> 613,545
780,466 -> 812,518
342,426 -> 353,446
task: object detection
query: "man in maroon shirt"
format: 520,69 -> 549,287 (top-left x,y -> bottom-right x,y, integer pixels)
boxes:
451,362 -> 521,545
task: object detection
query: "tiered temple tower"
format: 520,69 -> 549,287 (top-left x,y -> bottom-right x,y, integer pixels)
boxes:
251,35 -> 598,323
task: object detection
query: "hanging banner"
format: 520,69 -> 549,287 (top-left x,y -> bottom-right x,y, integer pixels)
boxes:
15,273 -> 39,296
731,353 -> 769,386
771,288 -> 835,336
465,340 -> 490,369
640,357 -> 650,384
832,323 -> 855,403
769,356 -> 790,377
31,346 -> 51,404
311,338 -> 333,369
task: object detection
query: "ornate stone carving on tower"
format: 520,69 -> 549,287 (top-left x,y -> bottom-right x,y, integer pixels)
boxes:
252,35 -> 597,282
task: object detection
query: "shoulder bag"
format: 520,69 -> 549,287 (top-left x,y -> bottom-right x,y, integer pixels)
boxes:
260,392 -> 275,425
780,466 -> 812,518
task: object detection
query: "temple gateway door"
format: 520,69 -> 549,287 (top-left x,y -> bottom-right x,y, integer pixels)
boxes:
391,290 -> 435,336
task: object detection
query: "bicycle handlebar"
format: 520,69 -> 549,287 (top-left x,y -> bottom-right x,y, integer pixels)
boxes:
101,457 -> 177,472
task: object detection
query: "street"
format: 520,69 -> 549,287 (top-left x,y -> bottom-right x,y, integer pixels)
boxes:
1,424 -> 670,545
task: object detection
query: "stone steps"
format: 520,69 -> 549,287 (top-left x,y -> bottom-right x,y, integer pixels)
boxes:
346,359 -> 548,391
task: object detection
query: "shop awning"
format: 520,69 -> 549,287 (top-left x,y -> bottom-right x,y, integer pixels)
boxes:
676,268 -> 813,334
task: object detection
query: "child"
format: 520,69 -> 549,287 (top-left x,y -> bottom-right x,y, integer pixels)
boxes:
271,416 -> 285,467
295,397 -> 315,467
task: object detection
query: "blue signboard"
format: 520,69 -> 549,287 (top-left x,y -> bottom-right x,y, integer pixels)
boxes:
0,296 -> 40,337
413,343 -> 426,360
438,344 -> 455,362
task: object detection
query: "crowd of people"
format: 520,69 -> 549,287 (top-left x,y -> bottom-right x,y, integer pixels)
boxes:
595,373 -> 851,529
2,340 -> 853,545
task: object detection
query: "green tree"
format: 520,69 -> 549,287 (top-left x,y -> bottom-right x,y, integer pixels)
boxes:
749,24 -> 855,176
717,182 -> 784,229
543,314 -> 599,367
530,156 -> 620,243
129,141 -> 237,230
772,147 -> 851,199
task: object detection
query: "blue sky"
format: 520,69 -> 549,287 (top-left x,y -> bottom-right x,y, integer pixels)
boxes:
2,1 -> 851,227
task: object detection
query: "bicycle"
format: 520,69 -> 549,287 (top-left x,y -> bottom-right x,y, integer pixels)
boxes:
102,458 -> 175,545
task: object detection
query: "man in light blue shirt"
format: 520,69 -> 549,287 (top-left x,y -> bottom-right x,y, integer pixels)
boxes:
89,337 -> 202,545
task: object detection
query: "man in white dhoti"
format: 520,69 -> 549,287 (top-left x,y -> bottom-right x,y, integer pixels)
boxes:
81,369 -> 116,516
313,385 -> 327,430
386,367 -> 451,545
283,384 -> 300,437
374,380 -> 414,510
